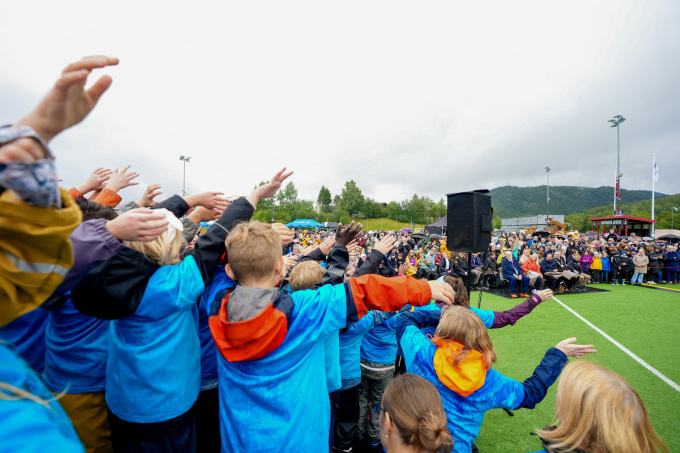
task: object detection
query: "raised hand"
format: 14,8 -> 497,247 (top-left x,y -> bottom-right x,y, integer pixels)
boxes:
272,223 -> 294,246
76,167 -> 112,194
281,255 -> 296,279
137,184 -> 162,207
319,236 -> 336,255
247,167 -> 294,206
428,280 -> 455,306
16,55 -> 119,144
374,233 -> 396,255
555,338 -> 597,359
187,192 -> 230,213
188,206 -> 222,224
104,165 -> 139,193
334,221 -> 363,248
398,261 -> 409,275
105,208 -> 169,242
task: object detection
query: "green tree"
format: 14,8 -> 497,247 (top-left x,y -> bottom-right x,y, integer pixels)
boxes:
341,180 -> 365,216
317,186 -> 333,213
276,182 -> 298,209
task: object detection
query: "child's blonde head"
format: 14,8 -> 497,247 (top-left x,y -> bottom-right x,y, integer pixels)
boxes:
538,361 -> 667,453
125,221 -> 183,266
288,261 -> 326,292
433,305 -> 496,370
225,221 -> 282,283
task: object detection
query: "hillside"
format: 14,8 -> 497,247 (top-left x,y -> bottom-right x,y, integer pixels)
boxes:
490,186 -> 667,218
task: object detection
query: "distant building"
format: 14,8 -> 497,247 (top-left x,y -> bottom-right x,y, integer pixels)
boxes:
501,215 -> 565,233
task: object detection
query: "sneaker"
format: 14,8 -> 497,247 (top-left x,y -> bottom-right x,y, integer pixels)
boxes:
648,281 -> 656,285
520,293 -> 530,298
622,282 -> 626,285
510,294 -> 518,298
661,281 -> 667,284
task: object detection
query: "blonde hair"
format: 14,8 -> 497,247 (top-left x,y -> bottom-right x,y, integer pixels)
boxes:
288,261 -> 326,292
125,222 -> 183,266
225,222 -> 282,283
537,361 -> 667,453
382,374 -> 453,453
433,306 -> 496,370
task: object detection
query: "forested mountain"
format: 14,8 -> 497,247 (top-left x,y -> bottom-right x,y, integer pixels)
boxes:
490,186 -> 667,218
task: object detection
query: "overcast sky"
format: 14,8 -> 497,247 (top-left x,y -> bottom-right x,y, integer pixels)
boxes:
2,1 -> 679,206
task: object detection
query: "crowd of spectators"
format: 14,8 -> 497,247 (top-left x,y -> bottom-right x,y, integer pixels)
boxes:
0,56 -> 669,453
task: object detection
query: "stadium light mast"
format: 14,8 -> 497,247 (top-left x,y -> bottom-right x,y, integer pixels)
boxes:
180,155 -> 191,196
545,167 -> 551,229
608,115 -> 625,215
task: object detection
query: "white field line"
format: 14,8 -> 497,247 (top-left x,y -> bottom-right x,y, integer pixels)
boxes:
553,296 -> 680,393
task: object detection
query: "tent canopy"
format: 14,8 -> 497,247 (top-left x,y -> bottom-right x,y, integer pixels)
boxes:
424,217 -> 447,236
285,219 -> 323,228
658,233 -> 680,241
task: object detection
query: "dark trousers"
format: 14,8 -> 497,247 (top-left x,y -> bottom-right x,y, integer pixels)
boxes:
591,269 -> 601,282
333,385 -> 360,452
108,403 -> 197,453
329,390 -> 341,452
196,387 -> 220,453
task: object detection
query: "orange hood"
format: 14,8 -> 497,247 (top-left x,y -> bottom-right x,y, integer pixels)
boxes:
432,338 -> 487,397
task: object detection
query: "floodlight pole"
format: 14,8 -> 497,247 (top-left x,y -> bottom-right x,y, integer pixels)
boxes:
179,155 -> 191,196
608,115 -> 625,215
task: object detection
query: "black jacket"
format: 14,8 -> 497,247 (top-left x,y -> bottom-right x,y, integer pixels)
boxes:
71,196 -> 254,319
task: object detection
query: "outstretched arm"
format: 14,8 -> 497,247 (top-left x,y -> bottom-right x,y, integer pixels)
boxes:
491,289 -> 552,328
515,338 -> 596,409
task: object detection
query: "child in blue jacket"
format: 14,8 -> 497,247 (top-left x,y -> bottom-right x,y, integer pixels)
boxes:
206,221 -> 454,453
397,306 -> 596,453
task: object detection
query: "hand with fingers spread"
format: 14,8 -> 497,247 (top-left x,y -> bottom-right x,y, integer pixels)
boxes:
345,262 -> 357,277
319,236 -> 336,255
185,192 -> 230,213
104,165 -> 139,193
555,338 -> 597,359
334,221 -> 363,248
272,223 -> 294,246
398,261 -> 409,275
137,184 -> 163,207
247,167 -> 294,206
76,167 -> 112,194
374,233 -> 396,255
16,55 -> 120,144
105,208 -> 169,242
427,280 -> 455,307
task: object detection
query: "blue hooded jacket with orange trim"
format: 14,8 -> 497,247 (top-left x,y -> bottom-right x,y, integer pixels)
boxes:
397,310 -> 567,453
207,273 -> 433,453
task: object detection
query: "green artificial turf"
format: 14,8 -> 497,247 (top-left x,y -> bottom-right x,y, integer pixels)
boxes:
467,285 -> 680,452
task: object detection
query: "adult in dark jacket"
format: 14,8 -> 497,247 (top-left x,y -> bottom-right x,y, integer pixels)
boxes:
539,252 -> 561,290
501,251 -> 530,298
385,249 -> 399,277
482,252 -> 499,289
567,252 -> 591,292
439,252 -> 454,277
646,249 -> 660,284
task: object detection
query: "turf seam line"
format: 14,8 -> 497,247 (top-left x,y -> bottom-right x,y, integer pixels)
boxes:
552,296 -> 680,393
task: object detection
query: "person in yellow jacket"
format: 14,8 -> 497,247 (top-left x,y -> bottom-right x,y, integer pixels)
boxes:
591,251 -> 603,283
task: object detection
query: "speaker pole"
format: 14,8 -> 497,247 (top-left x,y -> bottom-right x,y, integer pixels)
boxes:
467,253 -> 472,299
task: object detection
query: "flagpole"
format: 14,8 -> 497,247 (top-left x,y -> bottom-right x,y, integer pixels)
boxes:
652,154 -> 656,237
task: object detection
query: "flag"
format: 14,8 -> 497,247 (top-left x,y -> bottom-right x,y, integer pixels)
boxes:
654,162 -> 659,182
615,175 -> 622,200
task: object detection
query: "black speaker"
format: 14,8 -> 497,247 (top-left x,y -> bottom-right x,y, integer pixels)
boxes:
446,190 -> 493,253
